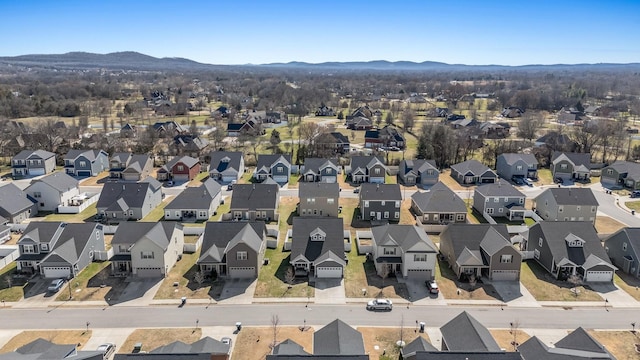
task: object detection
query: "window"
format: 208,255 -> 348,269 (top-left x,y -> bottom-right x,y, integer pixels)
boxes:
486,208 -> 494,214
414,254 -> 427,262
370,211 -> 375,218
498,208 -> 503,213
79,161 -> 86,167
504,197 -> 509,202
384,211 -> 389,219
560,164 -> 568,169
534,249 -> 540,259
500,255 -> 513,263
394,212 -> 400,218
177,165 -> 184,171
175,211 -> 180,217
381,201 -> 385,206
607,169 -> 613,175
364,201 -> 369,208
395,201 -> 400,207
558,206 -> 563,213
383,247 -> 396,255
22,245 -> 35,254
424,214 -> 430,221
199,211 -> 207,217
591,206 -> 596,213
165,211 -> 170,217
623,242 -> 627,251
374,168 -> 381,175
538,237 -> 543,247
576,206 -> 581,211
456,214 -> 466,221
237,251 -> 248,260
277,166 -> 284,173
519,198 -> 524,204
141,251 -> 154,259
40,244 -> 48,251
516,165 -> 522,170
494,197 -> 499,203
33,192 -> 41,198
327,198 -> 335,204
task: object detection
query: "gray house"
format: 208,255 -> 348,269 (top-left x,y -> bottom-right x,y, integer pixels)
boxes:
439,224 -> 522,281
600,160 -> 640,189
371,224 -> 438,281
110,222 -> 184,277
398,159 -> 439,186
143,337 -> 230,358
473,181 -> 526,221
526,222 -> 616,282
411,182 -> 467,225
496,153 -> 538,180
230,183 -> 279,221
0,183 -> 37,223
298,182 -> 340,217
24,172 -> 79,212
16,221 -> 105,279
11,149 -> 56,178
209,151 -> 245,184
301,158 -> 340,183
450,160 -> 497,185
110,153 -> 153,182
198,221 -> 266,278
255,154 -> 291,184
358,183 -> 402,222
534,187 -> 598,223
551,151 -> 591,181
64,149 -> 109,177
519,327 -> 615,360
290,217 -> 346,278
164,178 -> 221,221
348,155 -> 386,183
605,228 -> 640,278
440,311 -> 502,352
1,338 -> 103,360
96,178 -> 163,222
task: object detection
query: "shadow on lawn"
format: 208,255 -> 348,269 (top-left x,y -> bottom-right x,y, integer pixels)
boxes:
362,260 -> 409,300
437,259 -> 502,301
85,266 -> 128,305
525,261 -> 595,293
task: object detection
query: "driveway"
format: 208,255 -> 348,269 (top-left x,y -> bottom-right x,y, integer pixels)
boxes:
490,281 -> 540,307
404,280 -> 446,305
113,279 -> 162,306
83,328 -> 136,353
314,279 -> 345,304
589,283 -> 640,308
216,279 -> 256,304
13,277 -> 63,308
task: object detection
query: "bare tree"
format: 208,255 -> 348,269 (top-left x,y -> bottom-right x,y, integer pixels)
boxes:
402,109 -> 415,133
284,266 -> 295,287
567,274 -> 582,297
379,265 -> 391,298
516,113 -> 544,141
270,314 -> 280,349
194,271 -> 205,287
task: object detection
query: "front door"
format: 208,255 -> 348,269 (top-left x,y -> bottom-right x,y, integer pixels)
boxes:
377,212 -> 381,220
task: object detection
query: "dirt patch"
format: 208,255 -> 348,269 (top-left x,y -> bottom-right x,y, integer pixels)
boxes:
118,328 -> 202,354
358,327 -> 431,360
588,330 -> 640,360
595,216 -> 626,234
489,330 -> 531,351
0,330 -> 93,352
233,326 -> 314,360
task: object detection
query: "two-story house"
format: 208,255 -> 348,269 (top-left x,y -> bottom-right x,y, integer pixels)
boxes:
473,181 -> 526,221
301,158 -> 340,183
450,160 -> 498,185
371,224 -> 438,281
24,172 -> 79,212
329,132 -> 350,154
364,125 -> 405,149
298,182 -> 340,217
230,184 -> 279,221
359,183 -> 402,222
551,151 -> 591,181
411,182 -> 467,226
254,154 -> 292,184
496,153 -> 539,181
397,159 -> 439,186
0,183 -> 37,223
16,221 -> 105,278
534,187 -> 598,223
11,150 -> 56,179
600,160 -> 640,189
109,153 -> 153,182
348,156 -> 387,184
64,149 -> 109,177
96,178 -> 163,222
605,228 -> 640,279
173,134 -> 209,158
290,217 -> 346,278
157,156 -> 201,182
164,178 -> 221,221
110,221 -> 184,277
209,151 -> 245,184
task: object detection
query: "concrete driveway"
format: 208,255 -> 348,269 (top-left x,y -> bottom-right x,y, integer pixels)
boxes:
489,281 -> 540,307
83,328 -> 136,354
217,279 -> 256,304
13,277 -> 64,308
113,279 -> 162,306
314,279 -> 345,304
589,283 -> 640,308
404,280 -> 446,305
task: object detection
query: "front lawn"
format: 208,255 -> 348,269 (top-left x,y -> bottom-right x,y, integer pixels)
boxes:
626,200 -> 640,211
119,329 -> 202,354
536,169 -> 553,185
435,258 -> 500,300
520,261 -> 603,301
0,263 -> 25,302
55,262 -> 127,302
233,327 -> 314,360
489,330 -> 531,352
254,245 -> 314,298
140,196 -> 174,222
588,330 -> 640,360
594,216 -> 626,234
153,252 -> 216,299
359,327 -> 431,360
44,203 -> 97,223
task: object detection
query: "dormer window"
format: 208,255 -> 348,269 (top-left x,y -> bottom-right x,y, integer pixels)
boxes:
565,233 -> 585,247
40,244 -> 48,251
222,157 -> 230,163
310,227 -> 326,241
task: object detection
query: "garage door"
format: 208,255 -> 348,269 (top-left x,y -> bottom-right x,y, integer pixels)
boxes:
173,174 -> 190,182
43,266 -> 71,279
29,168 -> 45,176
135,267 -> 163,277
229,267 -> 256,278
407,269 -> 432,280
316,266 -> 343,278
585,271 -> 613,282
222,175 -> 237,183
77,171 -> 92,177
491,270 -> 519,281
322,176 -> 337,183
481,178 -> 496,183
370,177 -> 385,184
273,175 -> 288,183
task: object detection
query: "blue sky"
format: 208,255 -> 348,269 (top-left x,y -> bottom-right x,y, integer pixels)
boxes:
1,0 -> 638,65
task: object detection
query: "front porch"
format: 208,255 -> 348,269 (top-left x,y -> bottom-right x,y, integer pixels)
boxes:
110,254 -> 132,276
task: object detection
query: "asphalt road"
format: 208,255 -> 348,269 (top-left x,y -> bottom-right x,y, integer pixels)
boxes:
0,304 -> 636,330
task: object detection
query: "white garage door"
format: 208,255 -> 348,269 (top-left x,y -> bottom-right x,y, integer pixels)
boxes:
407,269 -> 432,280
585,271 -> 613,282
222,175 -> 237,183
173,174 -> 190,182
229,267 -> 255,278
43,266 -> 71,279
491,270 -> 519,281
316,267 -> 343,278
322,176 -> 337,183
273,175 -> 288,183
135,267 -> 163,277
29,168 -> 45,176
370,177 -> 385,184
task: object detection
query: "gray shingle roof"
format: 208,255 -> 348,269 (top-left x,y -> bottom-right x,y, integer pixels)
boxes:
230,184 -> 279,210
65,149 -> 106,162
165,178 -> 221,210
123,154 -> 151,174
518,327 -> 614,360
209,151 -> 243,174
28,172 -> 78,193
450,160 -> 493,176
498,153 -> 538,166
440,224 -> 511,267
302,158 -> 339,175
552,151 -> 591,168
0,183 -> 36,215
256,154 -> 292,169
13,149 -> 55,161
291,217 -> 345,264
8,338 -> 103,360
161,156 -> 199,172
440,311 -> 501,352
349,156 -> 384,173
605,160 -> 640,181
359,183 -> 401,201
150,337 -> 229,355
111,222 -> 181,251
554,327 -> 610,354
40,223 -> 101,266
607,227 -> 640,261
411,182 -> 467,213
371,224 -> 437,253
199,222 -> 265,263
400,159 -> 438,176
540,188 -> 599,206
270,339 -> 310,355
110,153 -> 132,167
401,336 -> 438,357
299,182 -> 339,198
313,319 -> 365,355
97,181 -> 158,211
474,180 -> 525,197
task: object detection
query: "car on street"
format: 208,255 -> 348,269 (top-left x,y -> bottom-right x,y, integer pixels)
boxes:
366,298 -> 393,311
97,343 -> 116,359
47,278 -> 65,293
353,187 -> 360,194
426,280 -> 439,295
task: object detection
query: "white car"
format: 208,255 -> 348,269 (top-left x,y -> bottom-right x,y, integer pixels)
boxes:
366,298 -> 393,311
97,343 -> 116,359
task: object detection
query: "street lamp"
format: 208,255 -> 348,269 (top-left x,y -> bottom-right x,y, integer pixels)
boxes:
632,322 -> 636,333
195,319 -> 199,329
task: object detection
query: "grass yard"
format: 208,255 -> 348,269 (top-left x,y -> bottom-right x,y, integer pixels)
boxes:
118,328 -> 202,354
385,173 -> 397,184
186,172 -> 210,187
626,200 -> 640,211
594,216 -> 626,234
588,330 -> 640,360
435,259 -> 500,300
140,196 -> 174,222
44,203 -> 97,223
399,199 -> 415,225
254,246 -> 314,298
233,327 -> 314,360
0,330 -> 93,352
210,196 -> 230,221
536,169 -> 554,185
614,272 -> 640,301
79,171 -> 110,186
55,262 -> 127,302
358,327 -> 431,360
278,197 -> 298,241
153,252 -> 215,299
438,169 -> 472,191
489,330 -> 531,352
520,261 -> 603,301
0,263 -> 25,302
239,170 -> 254,184
288,174 -> 300,187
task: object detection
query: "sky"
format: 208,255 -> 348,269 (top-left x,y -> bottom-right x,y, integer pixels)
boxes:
1,0 -> 639,66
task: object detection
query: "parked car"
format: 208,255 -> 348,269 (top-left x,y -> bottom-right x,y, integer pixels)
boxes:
164,180 -> 174,187
426,280 -> 439,295
132,343 -> 143,354
366,298 -> 393,311
353,187 -> 360,194
47,278 -> 65,293
554,177 -> 564,184
221,337 -> 232,347
97,343 -> 116,360
511,176 -> 524,185
632,190 -> 640,198
522,178 -> 533,187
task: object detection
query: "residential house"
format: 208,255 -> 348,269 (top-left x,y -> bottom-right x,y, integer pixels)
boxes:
24,172 -> 79,212
347,156 -> 387,183
110,222 -> 184,277
173,134 -> 209,157
557,107 -> 589,124
197,221 -> 266,278
298,182 -> 340,217
449,118 -> 478,129
109,153 -> 132,179
16,221 -> 105,278
398,159 -> 439,186
411,182 -> 467,225
328,132 -> 350,154
64,149 -> 109,177
96,178 -> 163,222
209,151 -> 245,183
496,153 -> 539,181
439,224 -> 522,281
315,105 -> 335,116
346,116 -> 374,130
152,121 -> 187,137
0,183 -> 37,223
290,217 -> 346,278
0,217 -> 10,243
110,153 -> 153,181
551,151 -> 591,181
230,184 -> 279,221
157,156 -> 201,182
501,106 -> 524,118
117,337 -> 231,360
164,178 -> 221,221
605,228 -> 640,278
450,160 -> 498,185
358,183 -> 402,222
440,311 -> 502,352
364,125 -> 405,149
526,222 -> 616,282
119,123 -> 137,138
518,327 -> 615,360
534,131 -> 577,150
254,154 -> 292,184
600,160 -> 640,189
473,181 -> 526,221
479,122 -> 510,138
534,187 -> 598,223
0,338 -> 103,360
11,150 -> 56,178
371,224 -> 437,281
301,158 -> 339,183
226,119 -> 263,137
346,106 -> 375,120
